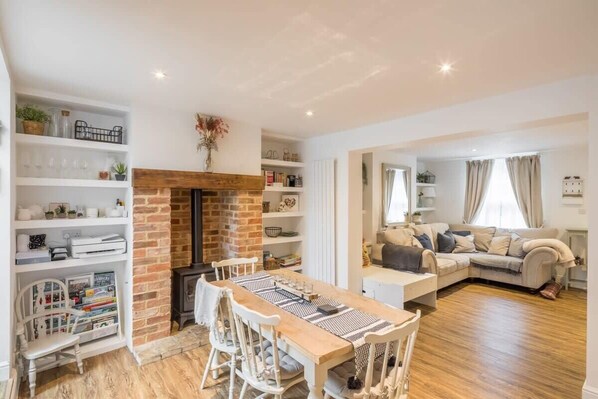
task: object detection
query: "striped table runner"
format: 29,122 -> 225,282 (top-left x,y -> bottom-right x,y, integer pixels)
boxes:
230,271 -> 393,377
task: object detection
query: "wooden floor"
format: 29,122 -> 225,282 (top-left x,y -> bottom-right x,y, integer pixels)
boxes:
21,282 -> 586,399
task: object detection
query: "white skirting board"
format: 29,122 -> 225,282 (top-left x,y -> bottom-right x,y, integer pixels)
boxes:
584,381 -> 598,399
310,159 -> 336,284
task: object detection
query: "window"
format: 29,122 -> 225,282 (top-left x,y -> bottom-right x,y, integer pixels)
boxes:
386,170 -> 409,224
474,159 -> 527,228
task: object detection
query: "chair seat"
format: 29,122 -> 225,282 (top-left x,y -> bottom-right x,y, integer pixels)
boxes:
22,333 -> 80,360
255,340 -> 304,380
324,360 -> 399,398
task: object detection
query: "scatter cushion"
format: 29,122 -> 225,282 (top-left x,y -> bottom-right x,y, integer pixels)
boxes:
260,340 -> 304,380
412,224 -> 436,251
453,234 -> 476,253
508,233 -> 530,258
29,234 -> 46,249
449,224 -> 497,252
451,230 -> 472,237
414,234 -> 433,251
487,235 -> 512,256
382,228 -> 419,247
437,231 -> 456,253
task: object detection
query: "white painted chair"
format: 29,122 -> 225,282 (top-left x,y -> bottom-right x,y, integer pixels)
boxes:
323,310 -> 422,399
15,279 -> 85,397
212,257 -> 258,281
198,276 -> 240,399
230,297 -> 305,399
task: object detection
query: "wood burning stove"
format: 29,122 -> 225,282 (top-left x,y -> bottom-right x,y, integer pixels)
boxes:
171,189 -> 216,330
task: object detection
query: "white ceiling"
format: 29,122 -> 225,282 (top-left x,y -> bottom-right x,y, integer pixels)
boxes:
1,1 -> 597,138
399,117 -> 588,161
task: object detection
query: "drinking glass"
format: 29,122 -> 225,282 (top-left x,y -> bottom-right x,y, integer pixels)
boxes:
71,158 -> 79,179
303,283 -> 313,295
296,280 -> 305,292
46,155 -> 57,178
21,150 -> 31,177
33,151 -> 43,177
80,159 -> 89,179
60,156 -> 69,178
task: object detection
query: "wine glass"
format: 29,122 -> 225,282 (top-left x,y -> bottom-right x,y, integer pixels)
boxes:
33,151 -> 43,177
46,155 -> 57,178
60,156 -> 69,178
21,150 -> 31,177
71,158 -> 79,179
80,159 -> 89,180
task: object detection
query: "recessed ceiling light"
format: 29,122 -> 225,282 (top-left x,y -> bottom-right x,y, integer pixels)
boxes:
472,148 -> 478,152
439,62 -> 454,75
154,70 -> 167,80
305,110 -> 314,117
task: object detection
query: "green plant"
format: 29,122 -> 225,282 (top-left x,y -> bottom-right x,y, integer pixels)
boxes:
68,210 -> 77,214
413,211 -> 422,216
112,162 -> 127,175
55,204 -> 67,214
416,172 -> 426,183
16,104 -> 50,123
45,211 -> 54,215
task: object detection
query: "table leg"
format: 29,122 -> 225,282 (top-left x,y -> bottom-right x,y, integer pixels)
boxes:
304,362 -> 326,399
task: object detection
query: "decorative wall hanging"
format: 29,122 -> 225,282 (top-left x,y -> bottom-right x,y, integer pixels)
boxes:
562,176 -> 584,205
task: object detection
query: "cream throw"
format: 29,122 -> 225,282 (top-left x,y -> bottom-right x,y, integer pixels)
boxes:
522,239 -> 576,268
194,275 -> 226,328
505,155 -> 544,228
463,160 -> 494,224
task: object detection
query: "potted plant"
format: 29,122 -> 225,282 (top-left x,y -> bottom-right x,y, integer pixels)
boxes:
416,172 -> 426,183
16,104 -> 50,135
55,204 -> 67,219
67,210 -> 77,219
412,211 -> 423,224
45,211 -> 54,220
195,113 -> 229,172
112,162 -> 127,181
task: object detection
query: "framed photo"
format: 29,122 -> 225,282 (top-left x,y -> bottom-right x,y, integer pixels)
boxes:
65,273 -> 94,294
280,195 -> 299,212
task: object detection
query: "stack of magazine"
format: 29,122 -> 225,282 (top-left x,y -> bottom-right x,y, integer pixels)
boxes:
69,272 -> 118,335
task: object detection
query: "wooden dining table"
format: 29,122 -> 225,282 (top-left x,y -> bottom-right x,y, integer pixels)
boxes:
212,268 -> 415,399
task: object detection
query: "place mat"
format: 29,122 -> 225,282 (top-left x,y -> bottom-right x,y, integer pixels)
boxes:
231,271 -> 393,378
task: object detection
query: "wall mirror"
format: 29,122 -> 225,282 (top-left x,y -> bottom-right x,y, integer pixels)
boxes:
382,163 -> 411,226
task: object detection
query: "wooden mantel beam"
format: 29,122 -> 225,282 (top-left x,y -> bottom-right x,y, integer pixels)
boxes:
132,168 -> 264,190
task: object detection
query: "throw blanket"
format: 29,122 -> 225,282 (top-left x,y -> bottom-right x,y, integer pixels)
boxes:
523,239 -> 576,268
382,243 -> 423,273
469,254 -> 523,274
194,276 -> 226,328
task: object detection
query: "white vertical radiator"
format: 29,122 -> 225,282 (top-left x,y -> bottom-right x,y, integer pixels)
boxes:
311,159 -> 336,284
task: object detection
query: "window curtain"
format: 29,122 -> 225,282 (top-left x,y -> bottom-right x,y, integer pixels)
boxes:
383,168 -> 396,226
505,155 -> 544,228
463,159 -> 494,224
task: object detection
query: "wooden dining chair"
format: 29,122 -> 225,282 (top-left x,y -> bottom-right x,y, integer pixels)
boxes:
15,279 -> 86,397
323,310 -> 422,399
197,276 -> 240,399
230,297 -> 305,399
212,257 -> 258,281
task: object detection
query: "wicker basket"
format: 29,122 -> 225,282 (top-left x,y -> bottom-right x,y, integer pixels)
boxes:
22,121 -> 45,135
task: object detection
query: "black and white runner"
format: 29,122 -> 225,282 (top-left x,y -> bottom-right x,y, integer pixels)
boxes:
230,271 -> 393,378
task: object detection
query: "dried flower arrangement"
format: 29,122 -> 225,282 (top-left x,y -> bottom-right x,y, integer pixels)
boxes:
195,113 -> 230,172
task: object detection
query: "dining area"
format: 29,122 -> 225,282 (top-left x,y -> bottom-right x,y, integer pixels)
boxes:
196,258 -> 421,399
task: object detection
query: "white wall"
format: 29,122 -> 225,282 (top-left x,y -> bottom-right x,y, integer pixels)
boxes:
420,160 -> 466,225
129,103 -> 262,176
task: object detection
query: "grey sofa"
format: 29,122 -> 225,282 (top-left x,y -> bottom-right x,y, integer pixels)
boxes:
371,223 -> 560,290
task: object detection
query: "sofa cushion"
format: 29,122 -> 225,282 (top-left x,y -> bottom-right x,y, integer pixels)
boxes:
435,257 -> 459,276
413,224 -> 436,251
451,230 -> 472,237
435,253 -> 471,269
508,233 -> 530,258
453,234 -> 476,253
506,227 -> 559,240
488,235 -> 511,256
449,224 -> 497,252
437,231 -> 456,253
415,234 -> 433,251
469,253 -> 524,274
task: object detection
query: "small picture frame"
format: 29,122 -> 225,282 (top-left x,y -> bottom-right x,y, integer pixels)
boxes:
65,273 -> 94,294
281,195 -> 299,212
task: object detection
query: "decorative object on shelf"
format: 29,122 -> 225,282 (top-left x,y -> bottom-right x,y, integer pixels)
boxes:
280,231 -> 299,237
562,176 -> 584,205
28,234 -> 46,250
420,186 -> 436,207
262,201 -> 270,213
265,226 -> 282,238
291,153 -> 300,162
286,174 -> 296,187
296,175 -> 303,188
16,104 -> 49,135
44,211 -> 54,220
16,207 -> 32,221
48,108 -> 61,137
403,211 -> 411,223
74,120 -> 124,144
264,149 -> 279,159
99,170 -> 110,180
417,191 -> 424,208
194,113 -> 230,173
280,195 -> 299,212
112,162 -> 127,181
283,148 -> 291,161
54,203 -> 68,218
412,211 -> 422,224
422,170 -> 436,184
17,234 -> 30,252
85,207 -> 99,218
60,110 -> 72,138
27,204 -> 44,220
416,172 -> 426,183
68,210 -> 77,219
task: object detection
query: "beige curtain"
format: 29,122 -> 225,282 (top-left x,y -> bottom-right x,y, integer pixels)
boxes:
463,159 -> 494,223
505,155 -> 544,228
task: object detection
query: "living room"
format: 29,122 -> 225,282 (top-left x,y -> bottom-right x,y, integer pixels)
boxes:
1,2 -> 597,399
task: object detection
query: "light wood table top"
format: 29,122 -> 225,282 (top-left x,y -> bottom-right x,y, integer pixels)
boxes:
213,268 -> 414,365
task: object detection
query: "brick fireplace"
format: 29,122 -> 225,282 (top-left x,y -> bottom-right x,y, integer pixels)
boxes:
131,169 -> 264,347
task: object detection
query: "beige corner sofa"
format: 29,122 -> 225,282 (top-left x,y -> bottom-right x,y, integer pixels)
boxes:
371,223 -> 560,290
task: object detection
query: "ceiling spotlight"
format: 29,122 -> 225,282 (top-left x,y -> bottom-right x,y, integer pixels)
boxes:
472,148 -> 478,152
154,70 -> 167,80
305,110 -> 314,117
439,63 -> 454,75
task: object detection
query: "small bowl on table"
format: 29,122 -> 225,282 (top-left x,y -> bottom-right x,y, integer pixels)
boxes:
265,227 -> 282,238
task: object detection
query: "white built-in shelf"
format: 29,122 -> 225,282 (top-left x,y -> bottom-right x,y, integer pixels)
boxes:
17,88 -> 129,117
263,235 -> 303,245
262,212 -> 304,219
264,186 -> 303,193
415,183 -> 436,187
415,207 -> 436,212
15,217 -> 129,230
261,159 -> 305,168
16,177 -> 129,188
15,254 -> 127,274
16,133 -> 129,153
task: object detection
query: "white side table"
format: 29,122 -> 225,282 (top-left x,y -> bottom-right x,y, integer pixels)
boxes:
566,228 -> 588,290
362,266 -> 437,309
